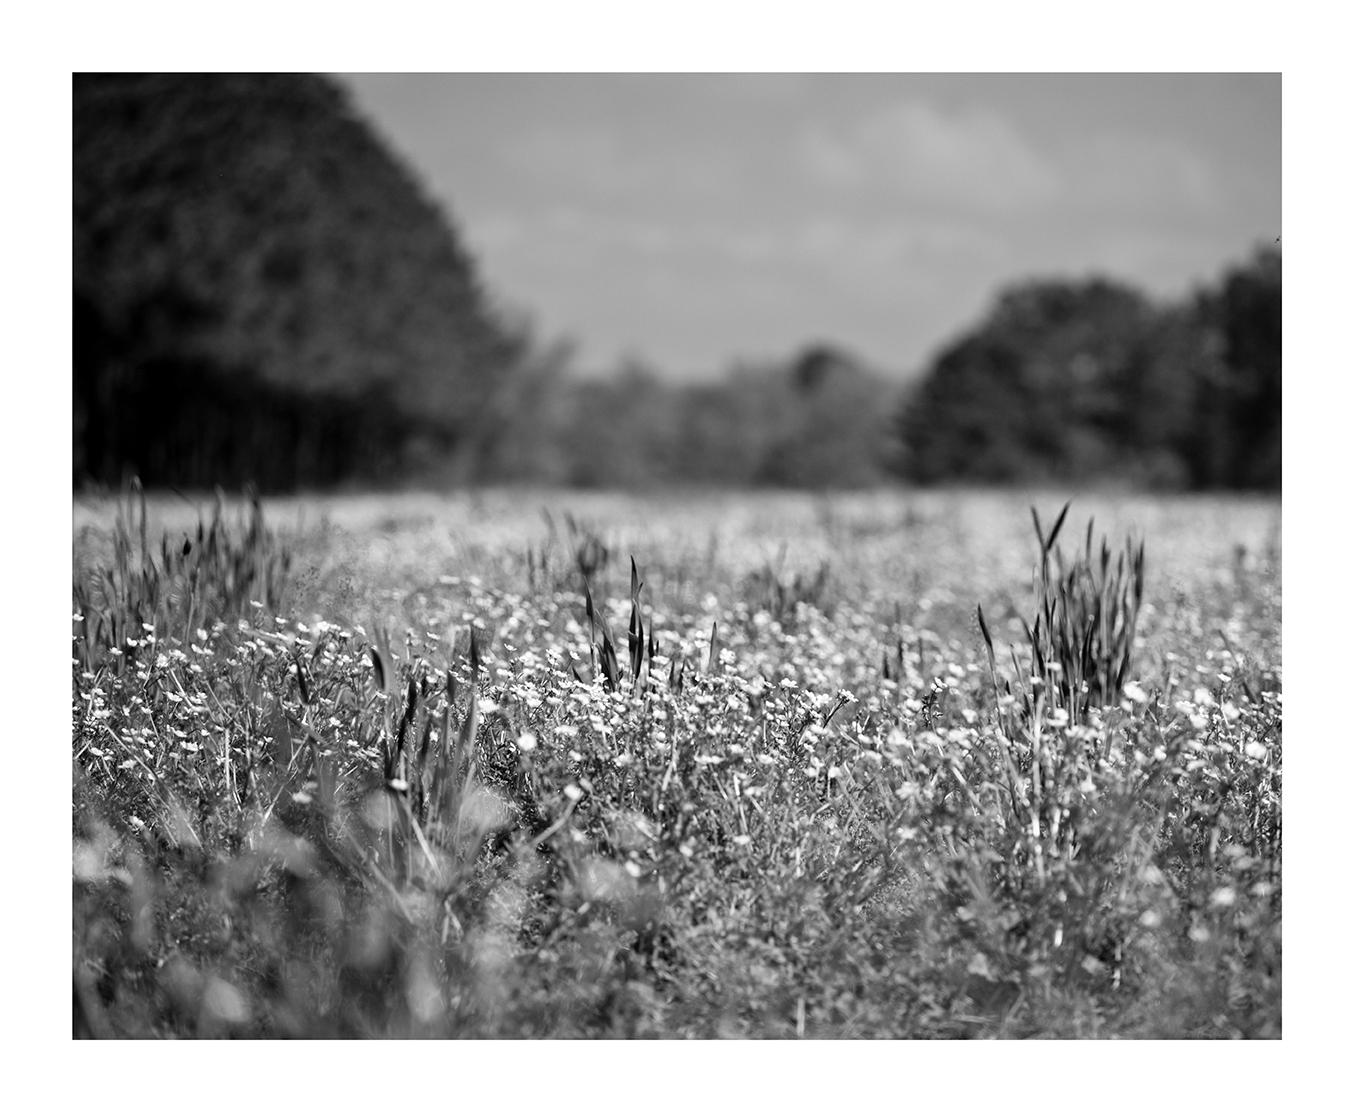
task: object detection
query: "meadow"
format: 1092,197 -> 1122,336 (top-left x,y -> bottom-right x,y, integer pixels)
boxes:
71,484 -> 1281,1038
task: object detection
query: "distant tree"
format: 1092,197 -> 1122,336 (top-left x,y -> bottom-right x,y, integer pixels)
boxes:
470,328 -> 577,483
897,278 -> 1165,485
1120,303 -> 1213,488
1186,247 -> 1281,488
530,358 -> 683,487
486,343 -> 900,489
756,344 -> 898,487
895,251 -> 1281,490
676,376 -> 771,485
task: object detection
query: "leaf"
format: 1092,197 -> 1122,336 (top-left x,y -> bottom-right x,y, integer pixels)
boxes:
600,632 -> 621,691
976,605 -> 994,657
469,628 -> 482,677
628,601 -> 644,681
293,653 -> 311,705
369,645 -> 386,693
1045,501 -> 1070,553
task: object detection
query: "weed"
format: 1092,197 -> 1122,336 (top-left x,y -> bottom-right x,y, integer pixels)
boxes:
73,479 -> 291,672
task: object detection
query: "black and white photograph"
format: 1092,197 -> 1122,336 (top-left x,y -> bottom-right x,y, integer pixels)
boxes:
70,68 -> 1283,1045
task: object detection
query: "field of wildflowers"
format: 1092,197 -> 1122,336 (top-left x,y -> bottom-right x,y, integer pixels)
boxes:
72,485 -> 1281,1037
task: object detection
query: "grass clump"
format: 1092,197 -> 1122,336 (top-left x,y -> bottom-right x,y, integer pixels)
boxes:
979,501 -> 1144,727
73,479 -> 291,672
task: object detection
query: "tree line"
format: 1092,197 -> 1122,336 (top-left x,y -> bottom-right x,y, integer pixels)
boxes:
73,73 -> 1279,492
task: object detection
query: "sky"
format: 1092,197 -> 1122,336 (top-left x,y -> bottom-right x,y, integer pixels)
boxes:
338,73 -> 1280,381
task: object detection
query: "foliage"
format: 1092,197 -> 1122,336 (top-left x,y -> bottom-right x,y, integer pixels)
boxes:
895,248 -> 1281,490
73,488 -> 1280,1038
72,479 -> 290,674
505,346 -> 902,489
981,502 -> 1145,725
73,73 -> 525,490
1186,248 -> 1282,488
72,76 -> 1278,498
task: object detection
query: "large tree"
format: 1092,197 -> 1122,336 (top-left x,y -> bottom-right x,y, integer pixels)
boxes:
74,73 -> 523,489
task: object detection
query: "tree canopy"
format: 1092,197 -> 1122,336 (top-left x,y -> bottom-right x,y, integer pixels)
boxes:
894,248 -> 1281,490
74,73 -> 523,489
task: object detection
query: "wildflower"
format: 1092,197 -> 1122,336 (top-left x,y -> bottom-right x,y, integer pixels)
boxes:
966,953 -> 993,979
1121,680 -> 1148,704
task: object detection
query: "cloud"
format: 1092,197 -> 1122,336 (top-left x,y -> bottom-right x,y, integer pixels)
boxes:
797,99 -> 1228,223
501,124 -> 735,199
474,205 -> 999,275
472,207 -> 682,258
469,212 -> 529,251
1068,134 -> 1223,214
800,100 -> 1061,211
